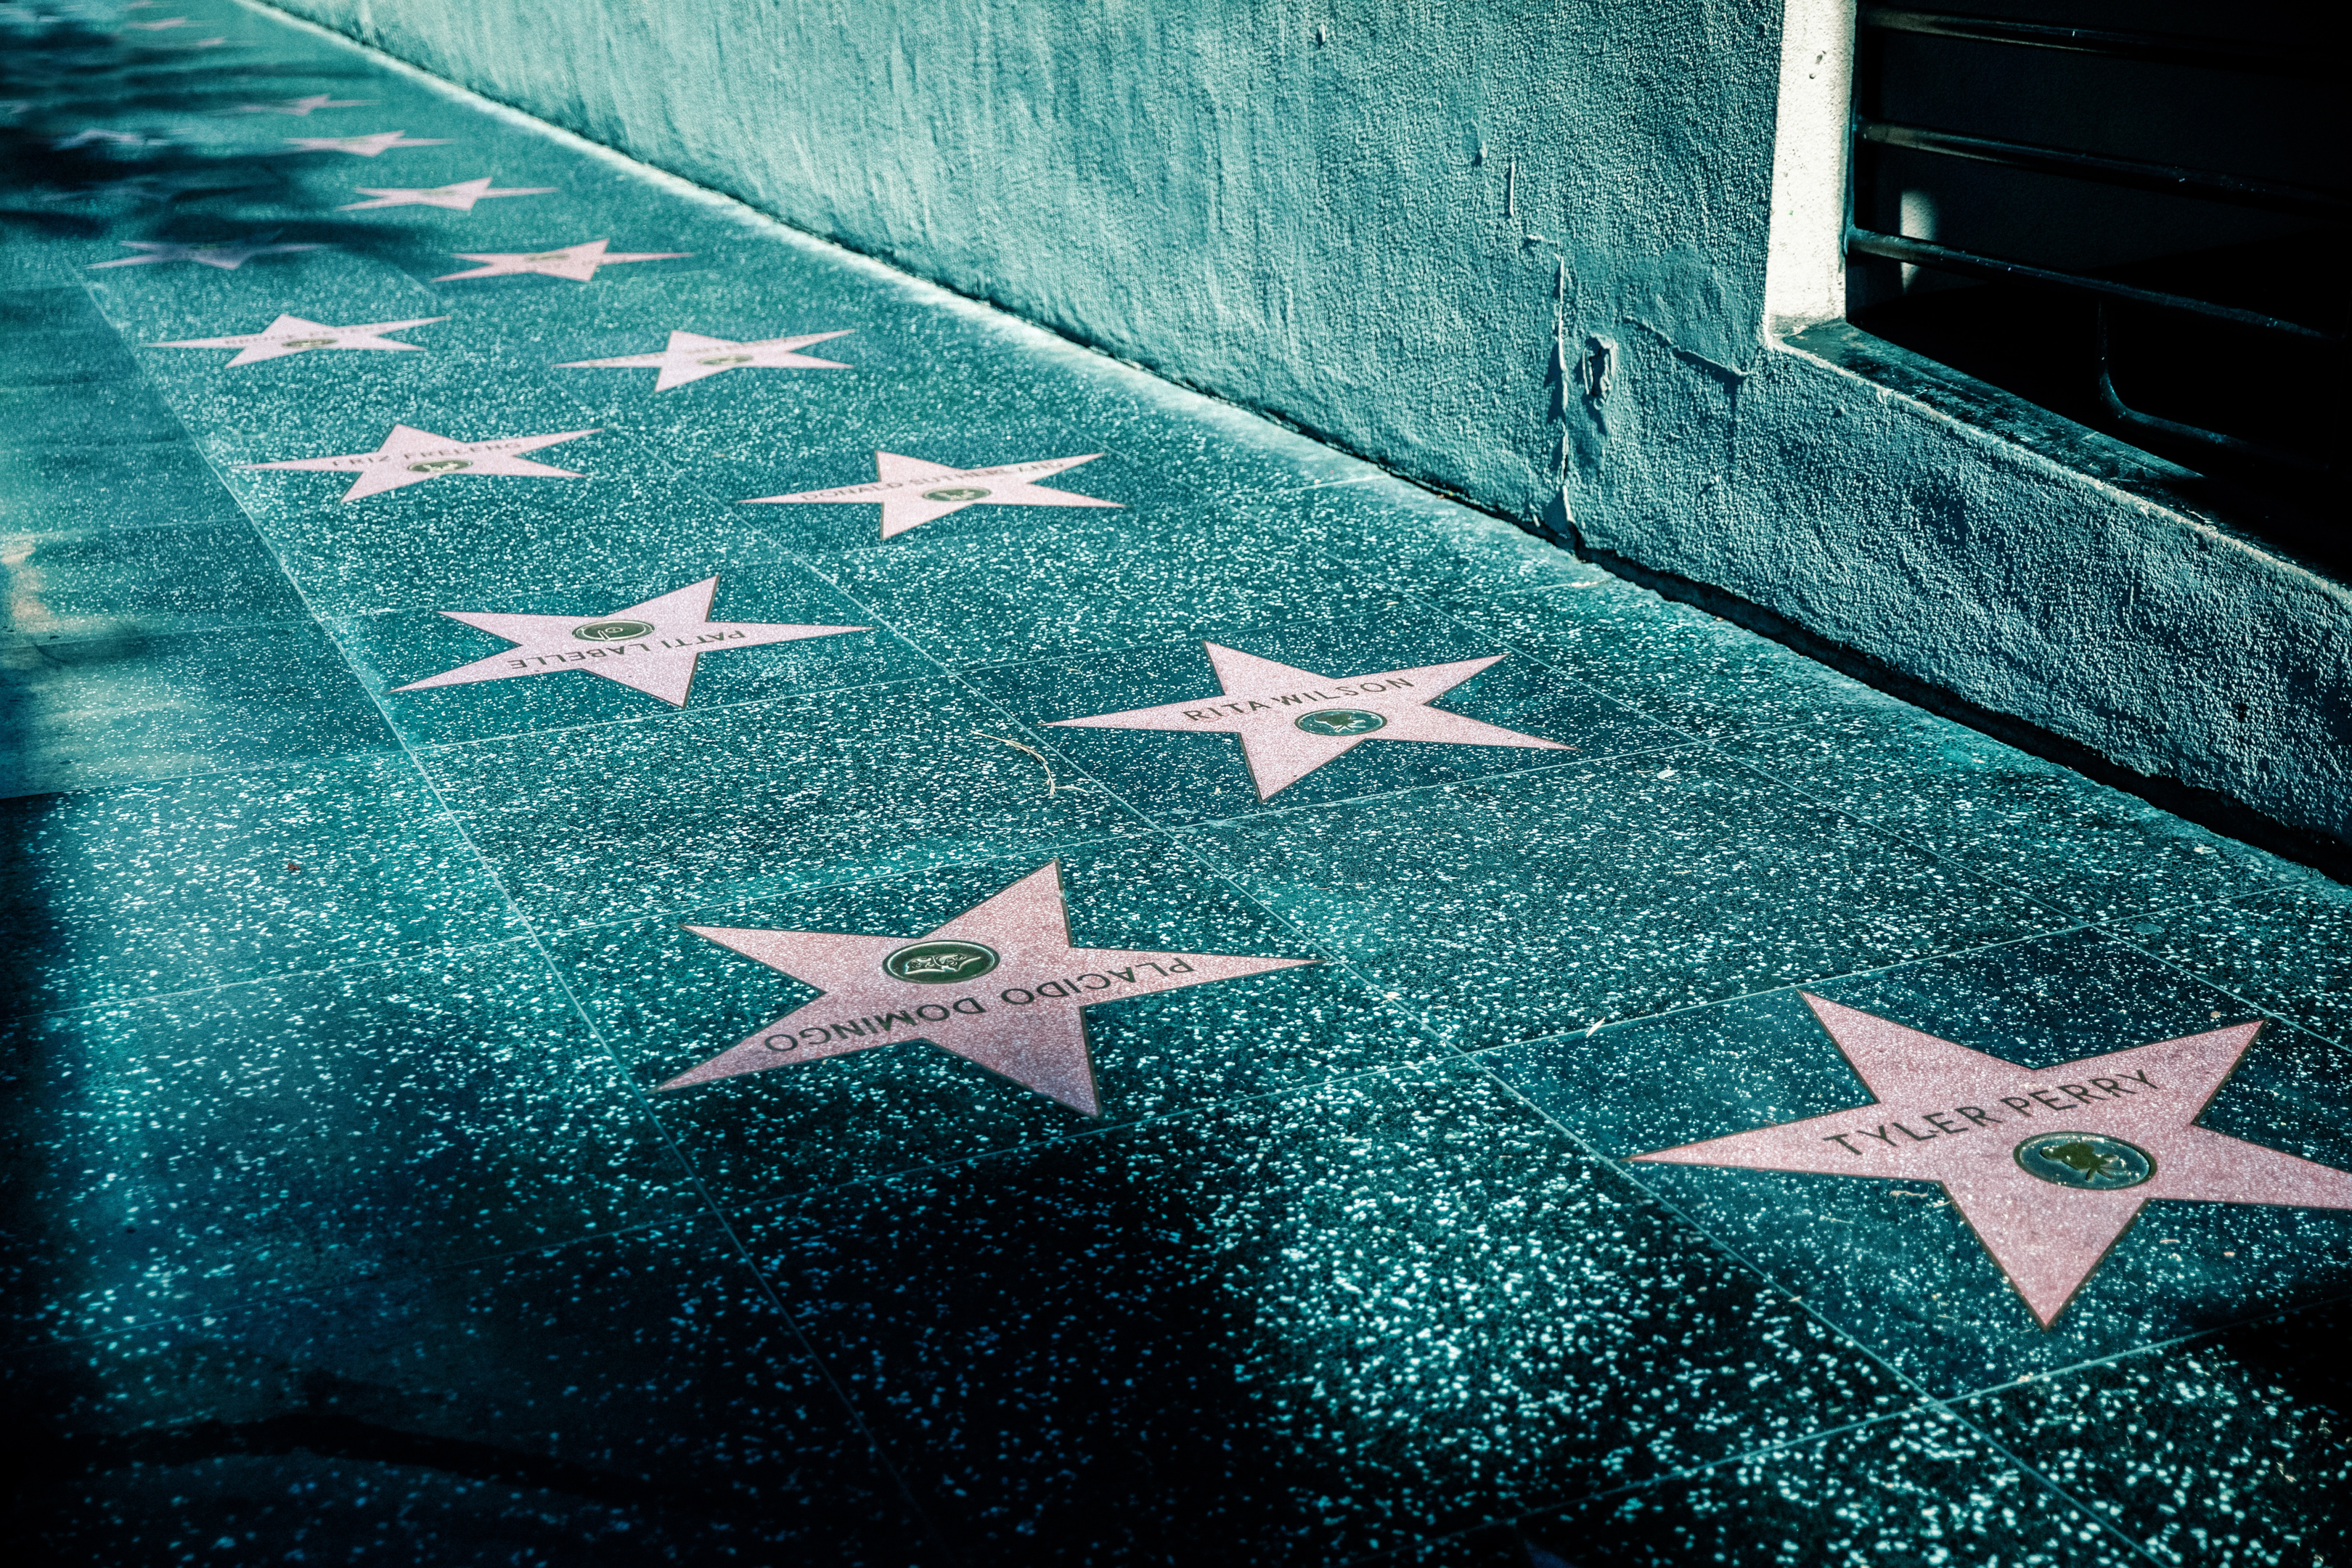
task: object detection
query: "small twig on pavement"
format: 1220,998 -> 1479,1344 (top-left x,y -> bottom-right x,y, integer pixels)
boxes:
973,730 -> 1059,796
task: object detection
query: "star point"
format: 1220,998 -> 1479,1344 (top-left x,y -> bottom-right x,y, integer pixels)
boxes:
1634,995 -> 2352,1326
338,176 -> 555,212
558,328 -> 854,391
151,312 -> 448,366
224,95 -> 369,116
743,449 -> 1119,539
89,237 -> 324,271
1050,642 -> 1568,799
53,128 -> 167,150
433,238 -> 690,283
237,422 -> 597,502
393,576 -> 863,708
663,862 -> 1313,1113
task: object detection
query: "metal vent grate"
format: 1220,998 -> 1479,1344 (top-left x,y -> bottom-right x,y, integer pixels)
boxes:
1843,5 -> 2343,529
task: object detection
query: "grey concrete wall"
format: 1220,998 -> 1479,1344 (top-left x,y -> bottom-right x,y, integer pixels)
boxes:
263,0 -> 2351,847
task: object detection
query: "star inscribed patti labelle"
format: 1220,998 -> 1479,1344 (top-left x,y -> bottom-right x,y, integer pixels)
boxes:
395,576 -> 865,707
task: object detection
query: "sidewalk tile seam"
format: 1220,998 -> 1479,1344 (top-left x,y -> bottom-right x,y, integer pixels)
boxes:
1455,913 -> 2352,1064
1704,738 -> 2279,928
2097,912 -> 2351,1049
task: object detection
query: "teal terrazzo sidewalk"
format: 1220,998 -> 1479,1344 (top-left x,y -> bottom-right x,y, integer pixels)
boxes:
3,4 -> 2347,1564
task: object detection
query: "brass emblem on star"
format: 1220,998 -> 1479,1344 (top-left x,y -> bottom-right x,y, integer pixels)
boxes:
1294,708 -> 1387,736
2015,1131 -> 2155,1191
405,457 -> 473,473
921,486 -> 991,502
572,618 -> 655,642
883,939 -> 1001,984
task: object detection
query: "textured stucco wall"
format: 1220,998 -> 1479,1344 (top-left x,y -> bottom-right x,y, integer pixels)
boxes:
262,0 -> 2351,846
298,0 -> 1781,524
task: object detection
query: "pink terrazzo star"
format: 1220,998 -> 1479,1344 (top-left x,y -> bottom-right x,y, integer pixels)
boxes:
1049,642 -> 1569,799
1636,995 -> 2352,1326
558,328 -> 854,391
283,131 -> 450,156
237,422 -> 597,502
338,176 -> 555,212
743,450 -> 1119,539
54,128 -> 166,150
222,95 -> 369,116
152,312 -> 447,365
434,239 -> 690,282
395,576 -> 863,707
665,862 -> 1312,1114
89,238 -> 322,270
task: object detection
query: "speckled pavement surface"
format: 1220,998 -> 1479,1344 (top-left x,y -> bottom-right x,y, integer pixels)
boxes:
4,4 -> 2348,1565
